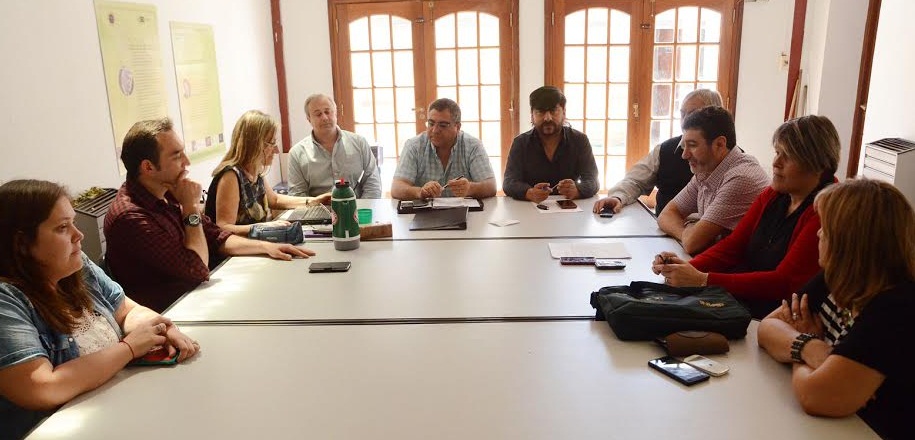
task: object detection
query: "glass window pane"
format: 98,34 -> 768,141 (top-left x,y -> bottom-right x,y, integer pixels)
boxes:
480,85 -> 500,120
353,89 -> 375,124
605,156 -> 626,189
372,52 -> 393,87
675,83 -> 696,118
651,84 -> 672,118
698,82 -> 717,91
653,46 -> 673,81
391,17 -> 412,50
457,12 -> 477,48
698,45 -> 720,81
584,120 -> 605,155
587,8 -> 608,45
437,86 -> 457,101
564,46 -> 585,83
436,14 -> 456,49
458,86 -> 480,121
395,87 -> 415,122
700,9 -> 721,43
609,46 -> 629,82
396,123 -> 415,153
462,122 -> 480,140
374,88 -> 395,123
355,124 -> 377,145
351,53 -> 372,88
568,119 -> 584,132
677,7 -> 698,43
481,121 -> 500,154
376,123 -> 396,155
489,156 -> 502,188
457,48 -> 479,85
565,11 -> 585,45
479,48 -> 500,85
607,84 -> 628,120
370,15 -> 391,50
607,120 -> 626,155
479,14 -> 499,47
655,10 -> 675,43
609,10 -> 630,44
436,50 -> 456,86
393,51 -> 414,87
585,84 -> 606,120
349,18 -> 369,51
650,119 -> 672,148
586,46 -> 607,83
595,157 -> 606,189
563,84 -> 585,120
676,45 -> 697,81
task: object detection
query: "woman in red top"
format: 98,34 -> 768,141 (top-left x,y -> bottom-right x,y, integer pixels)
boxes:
652,115 -> 840,318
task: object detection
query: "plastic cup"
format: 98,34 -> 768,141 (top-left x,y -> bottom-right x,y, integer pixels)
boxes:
357,208 -> 373,224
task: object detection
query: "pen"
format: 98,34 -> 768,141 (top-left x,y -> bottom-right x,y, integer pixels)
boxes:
442,175 -> 465,189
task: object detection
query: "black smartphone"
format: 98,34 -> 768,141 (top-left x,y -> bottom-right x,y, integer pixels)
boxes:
556,199 -> 577,209
594,259 -> 626,270
309,262 -> 352,273
559,257 -> 595,265
648,356 -> 710,386
599,207 -> 614,218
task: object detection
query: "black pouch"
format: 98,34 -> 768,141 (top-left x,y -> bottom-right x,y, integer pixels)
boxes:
247,221 -> 304,244
589,281 -> 751,341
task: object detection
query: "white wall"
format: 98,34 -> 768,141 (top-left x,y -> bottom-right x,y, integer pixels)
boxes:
733,0 -> 794,175
0,0 -> 280,193
861,0 -> 915,154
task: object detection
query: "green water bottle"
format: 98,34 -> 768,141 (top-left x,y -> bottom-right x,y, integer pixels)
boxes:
331,179 -> 360,250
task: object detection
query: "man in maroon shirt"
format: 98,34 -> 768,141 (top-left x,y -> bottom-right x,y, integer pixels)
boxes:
104,118 -> 315,312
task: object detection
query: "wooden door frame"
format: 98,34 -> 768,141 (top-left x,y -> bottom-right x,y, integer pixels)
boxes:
846,0 -> 882,178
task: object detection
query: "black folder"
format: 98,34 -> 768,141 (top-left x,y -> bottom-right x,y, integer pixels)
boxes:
408,207 -> 468,230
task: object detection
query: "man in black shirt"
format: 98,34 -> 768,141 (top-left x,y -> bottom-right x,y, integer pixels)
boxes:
502,86 -> 599,202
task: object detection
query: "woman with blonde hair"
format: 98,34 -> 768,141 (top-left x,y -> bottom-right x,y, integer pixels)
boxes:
653,115 -> 841,318
206,110 -> 328,235
758,178 -> 915,439
0,180 -> 199,438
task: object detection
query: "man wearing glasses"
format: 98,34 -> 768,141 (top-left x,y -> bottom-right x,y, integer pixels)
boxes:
288,93 -> 382,198
391,98 -> 496,200
503,86 -> 600,203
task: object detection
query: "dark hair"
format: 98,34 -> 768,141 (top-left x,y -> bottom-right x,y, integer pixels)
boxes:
428,98 -> 462,123
681,106 -> 737,150
529,86 -> 567,111
121,118 -> 173,180
0,180 -> 93,333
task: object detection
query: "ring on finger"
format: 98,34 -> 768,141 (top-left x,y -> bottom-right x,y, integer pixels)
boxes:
791,313 -> 799,321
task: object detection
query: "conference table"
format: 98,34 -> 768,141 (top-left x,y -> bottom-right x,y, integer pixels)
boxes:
289,195 -> 665,240
26,321 -> 877,439
27,196 -> 879,439
165,236 -> 682,323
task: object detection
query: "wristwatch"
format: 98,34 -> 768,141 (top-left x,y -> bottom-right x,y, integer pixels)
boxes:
183,213 -> 201,227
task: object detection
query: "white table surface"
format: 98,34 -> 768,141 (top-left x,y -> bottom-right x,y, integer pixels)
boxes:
27,321 -> 877,440
165,237 -> 683,323
290,196 -> 665,240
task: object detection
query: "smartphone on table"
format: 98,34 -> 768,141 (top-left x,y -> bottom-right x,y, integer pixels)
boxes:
559,257 -> 595,265
599,207 -> 614,218
594,259 -> 626,270
682,355 -> 730,376
133,347 -> 180,366
648,356 -> 710,386
556,199 -> 577,209
309,262 -> 352,273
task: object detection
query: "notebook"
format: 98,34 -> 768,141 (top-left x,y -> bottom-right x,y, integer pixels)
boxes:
287,205 -> 332,225
409,207 -> 468,231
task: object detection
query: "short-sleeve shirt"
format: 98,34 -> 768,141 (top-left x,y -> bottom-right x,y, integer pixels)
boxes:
800,273 -> 915,439
0,255 -> 125,438
670,147 -> 769,231
394,131 -> 494,198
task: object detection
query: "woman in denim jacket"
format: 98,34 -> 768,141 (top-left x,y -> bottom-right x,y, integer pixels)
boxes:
0,180 -> 200,439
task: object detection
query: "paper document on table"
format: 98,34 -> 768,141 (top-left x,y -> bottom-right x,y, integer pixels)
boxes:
548,242 -> 631,259
433,197 -> 482,209
489,219 -> 520,227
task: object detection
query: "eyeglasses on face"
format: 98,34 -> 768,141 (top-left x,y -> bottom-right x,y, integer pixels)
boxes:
264,140 -> 279,150
426,120 -> 454,130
